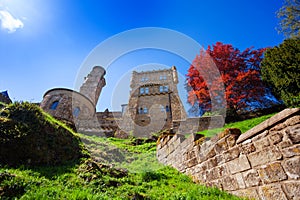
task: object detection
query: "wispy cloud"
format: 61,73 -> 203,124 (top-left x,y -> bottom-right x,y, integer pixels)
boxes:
0,9 -> 24,33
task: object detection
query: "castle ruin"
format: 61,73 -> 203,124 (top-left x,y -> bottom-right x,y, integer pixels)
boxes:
40,66 -> 106,129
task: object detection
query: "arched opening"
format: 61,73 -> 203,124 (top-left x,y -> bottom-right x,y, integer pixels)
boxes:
50,101 -> 59,110
73,107 -> 81,118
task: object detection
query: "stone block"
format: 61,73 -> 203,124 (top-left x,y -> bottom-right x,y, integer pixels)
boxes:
258,162 -> 287,184
282,156 -> 300,180
227,155 -> 251,174
197,161 -> 208,172
287,124 -> 300,144
279,138 -> 294,149
194,163 -> 202,173
206,179 -> 222,189
180,138 -> 191,150
193,145 -> 200,155
215,154 -> 224,165
203,147 -> 216,161
270,122 -> 287,132
223,146 -> 240,162
281,144 -> 300,158
237,108 -> 300,144
284,115 -> 300,127
168,143 -> 175,154
213,164 -> 228,179
253,136 -> 270,151
231,188 -> 260,200
187,158 -> 198,168
243,169 -> 262,187
283,181 -> 300,200
214,137 -> 229,154
259,184 -> 287,200
205,169 -> 215,181
269,132 -> 283,145
206,157 -> 218,169
197,152 -> 205,163
226,132 -> 241,148
221,176 -> 239,191
248,146 -> 282,167
174,135 -> 185,146
186,150 -> 196,160
240,141 -> 256,154
235,173 -> 246,189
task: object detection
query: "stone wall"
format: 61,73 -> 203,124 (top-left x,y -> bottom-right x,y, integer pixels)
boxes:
157,108 -> 300,200
172,115 -> 224,135
40,88 -> 95,122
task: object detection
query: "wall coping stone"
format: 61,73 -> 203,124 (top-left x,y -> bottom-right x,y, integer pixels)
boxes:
236,108 -> 300,144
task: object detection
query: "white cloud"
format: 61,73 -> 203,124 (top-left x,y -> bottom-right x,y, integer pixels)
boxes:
0,9 -> 24,33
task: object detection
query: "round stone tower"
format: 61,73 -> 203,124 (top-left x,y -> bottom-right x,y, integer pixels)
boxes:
40,66 -> 106,127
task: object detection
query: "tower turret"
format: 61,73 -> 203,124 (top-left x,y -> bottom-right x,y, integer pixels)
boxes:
80,66 -> 106,106
171,66 -> 178,84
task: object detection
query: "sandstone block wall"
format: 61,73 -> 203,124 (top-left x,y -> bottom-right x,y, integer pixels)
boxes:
157,108 -> 300,200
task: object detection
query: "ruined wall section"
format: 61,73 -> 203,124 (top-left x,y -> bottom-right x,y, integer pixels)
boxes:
157,108 -> 300,200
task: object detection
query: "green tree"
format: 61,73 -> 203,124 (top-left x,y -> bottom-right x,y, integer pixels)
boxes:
277,0 -> 300,38
261,38 -> 300,107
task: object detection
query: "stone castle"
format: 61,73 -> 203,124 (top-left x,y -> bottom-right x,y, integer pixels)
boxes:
40,65 -> 224,137
4,65 -> 299,200
118,66 -> 188,137
40,65 -> 198,137
40,66 -> 106,125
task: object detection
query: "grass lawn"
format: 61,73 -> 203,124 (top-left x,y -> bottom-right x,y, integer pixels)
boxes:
198,113 -> 277,137
0,134 -> 244,199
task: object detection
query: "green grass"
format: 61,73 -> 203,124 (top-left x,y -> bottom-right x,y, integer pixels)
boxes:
3,103 -> 279,199
198,113 -> 277,137
0,135 -> 244,200
78,133 -> 164,173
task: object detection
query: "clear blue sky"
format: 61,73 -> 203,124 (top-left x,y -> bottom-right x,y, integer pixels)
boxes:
0,0 -> 284,112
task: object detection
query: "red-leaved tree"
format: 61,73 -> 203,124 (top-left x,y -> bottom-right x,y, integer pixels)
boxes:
186,42 -> 266,117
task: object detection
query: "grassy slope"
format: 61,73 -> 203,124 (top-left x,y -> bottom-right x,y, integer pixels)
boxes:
198,113 -> 277,137
0,105 -> 277,199
0,134 -> 243,200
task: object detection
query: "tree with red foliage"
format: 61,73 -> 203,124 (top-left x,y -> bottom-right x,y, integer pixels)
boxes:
186,42 -> 267,118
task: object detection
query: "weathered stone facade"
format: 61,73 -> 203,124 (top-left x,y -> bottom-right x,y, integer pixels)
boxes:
119,66 -> 187,137
157,108 -> 300,200
41,66 -> 106,128
40,88 -> 95,122
76,110 -> 122,136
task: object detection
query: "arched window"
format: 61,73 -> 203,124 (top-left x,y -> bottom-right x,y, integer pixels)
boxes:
143,107 -> 148,114
140,87 -> 145,94
166,105 -> 170,112
139,107 -> 143,114
73,107 -> 80,118
50,101 -> 59,110
159,86 -> 163,92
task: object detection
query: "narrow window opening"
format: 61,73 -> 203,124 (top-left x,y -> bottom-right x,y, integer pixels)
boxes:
50,101 -> 59,110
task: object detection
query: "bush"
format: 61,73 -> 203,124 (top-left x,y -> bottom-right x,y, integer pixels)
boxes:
261,38 -> 300,107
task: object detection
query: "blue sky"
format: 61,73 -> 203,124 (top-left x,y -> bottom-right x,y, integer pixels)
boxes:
0,0 -> 284,112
